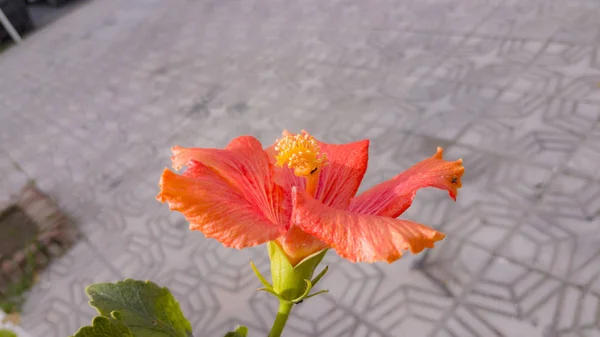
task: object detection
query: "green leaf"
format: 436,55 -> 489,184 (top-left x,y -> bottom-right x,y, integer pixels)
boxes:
70,314 -> 133,337
86,279 -> 192,337
0,329 -> 18,337
223,326 -> 248,337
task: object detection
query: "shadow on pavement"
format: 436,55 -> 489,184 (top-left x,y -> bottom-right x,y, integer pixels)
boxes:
27,0 -> 92,28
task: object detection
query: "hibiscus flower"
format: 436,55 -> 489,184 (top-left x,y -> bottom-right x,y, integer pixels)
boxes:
157,130 -> 464,266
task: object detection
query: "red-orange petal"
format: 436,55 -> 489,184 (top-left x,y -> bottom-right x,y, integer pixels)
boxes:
314,139 -> 370,209
171,136 -> 286,225
266,131 -> 369,210
276,225 -> 329,266
292,188 -> 445,263
157,162 -> 285,249
349,147 -> 464,218
264,143 -> 305,224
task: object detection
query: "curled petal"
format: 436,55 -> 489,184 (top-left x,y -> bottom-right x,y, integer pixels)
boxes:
349,147 -> 464,217
292,188 -> 445,263
171,136 -> 285,225
157,162 -> 285,249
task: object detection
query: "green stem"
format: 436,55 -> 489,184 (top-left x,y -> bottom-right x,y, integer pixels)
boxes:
268,300 -> 294,337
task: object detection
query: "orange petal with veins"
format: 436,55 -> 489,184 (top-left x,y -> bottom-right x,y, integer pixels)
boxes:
314,139 -> 370,209
292,188 -> 445,263
171,136 -> 286,225
349,147 -> 464,218
157,161 -> 285,249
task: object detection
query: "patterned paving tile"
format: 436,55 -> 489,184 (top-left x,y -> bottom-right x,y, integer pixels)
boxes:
455,173 -> 600,337
456,90 -> 599,167
19,241 -> 120,337
1,0 -> 599,336
430,37 -> 547,88
566,126 -> 600,181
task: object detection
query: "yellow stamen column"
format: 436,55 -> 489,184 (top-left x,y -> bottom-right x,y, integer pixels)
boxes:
258,130 -> 330,337
274,130 -> 328,189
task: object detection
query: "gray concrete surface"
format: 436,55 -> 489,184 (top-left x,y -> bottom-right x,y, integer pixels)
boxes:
1,0 -> 600,336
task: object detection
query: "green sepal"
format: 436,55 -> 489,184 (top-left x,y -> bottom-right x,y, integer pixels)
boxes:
290,279 -> 312,304
257,287 -> 286,302
310,266 -> 329,287
250,260 -> 273,289
304,289 -> 329,300
224,325 -> 248,337
266,242 -> 328,302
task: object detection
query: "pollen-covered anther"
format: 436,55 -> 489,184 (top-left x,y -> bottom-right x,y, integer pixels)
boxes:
275,131 -> 327,177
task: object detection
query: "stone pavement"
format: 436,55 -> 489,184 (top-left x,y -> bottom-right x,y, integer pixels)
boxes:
1,0 -> 600,336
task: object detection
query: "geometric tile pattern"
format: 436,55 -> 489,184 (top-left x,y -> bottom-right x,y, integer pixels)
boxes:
1,0 -> 600,336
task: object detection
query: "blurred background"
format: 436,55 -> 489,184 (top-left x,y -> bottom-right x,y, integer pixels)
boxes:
1,0 -> 600,336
